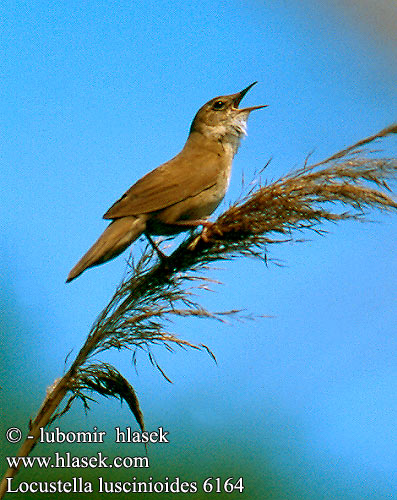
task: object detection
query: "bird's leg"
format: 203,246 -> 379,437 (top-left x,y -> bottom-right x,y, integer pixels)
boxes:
172,219 -> 214,243
144,233 -> 167,260
170,218 -> 211,228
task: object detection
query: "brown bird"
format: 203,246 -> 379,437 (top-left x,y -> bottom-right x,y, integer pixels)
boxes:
66,82 -> 266,282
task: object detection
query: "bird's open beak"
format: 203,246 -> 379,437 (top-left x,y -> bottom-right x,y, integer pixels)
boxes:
233,81 -> 268,112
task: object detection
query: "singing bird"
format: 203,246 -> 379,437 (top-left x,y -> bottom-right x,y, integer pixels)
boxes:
66,82 -> 266,282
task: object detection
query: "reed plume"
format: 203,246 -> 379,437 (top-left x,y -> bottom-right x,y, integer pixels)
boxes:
1,124 -> 396,498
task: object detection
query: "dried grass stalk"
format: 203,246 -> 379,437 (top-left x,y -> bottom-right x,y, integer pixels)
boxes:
1,124 -> 396,498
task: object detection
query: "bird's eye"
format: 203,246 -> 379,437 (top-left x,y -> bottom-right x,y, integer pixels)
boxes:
212,100 -> 225,110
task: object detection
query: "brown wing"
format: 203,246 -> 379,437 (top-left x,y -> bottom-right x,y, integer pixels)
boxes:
103,150 -> 222,219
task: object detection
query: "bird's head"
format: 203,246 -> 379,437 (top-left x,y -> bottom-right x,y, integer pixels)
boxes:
189,82 -> 267,152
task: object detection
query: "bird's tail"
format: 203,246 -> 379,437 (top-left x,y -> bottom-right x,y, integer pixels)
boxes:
66,215 -> 147,283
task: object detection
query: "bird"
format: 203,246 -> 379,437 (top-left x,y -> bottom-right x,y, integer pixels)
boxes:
66,82 -> 266,282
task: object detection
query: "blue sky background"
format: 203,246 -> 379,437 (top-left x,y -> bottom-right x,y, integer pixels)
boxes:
1,1 -> 396,498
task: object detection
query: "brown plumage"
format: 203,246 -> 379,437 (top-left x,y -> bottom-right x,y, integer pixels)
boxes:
66,82 -> 266,282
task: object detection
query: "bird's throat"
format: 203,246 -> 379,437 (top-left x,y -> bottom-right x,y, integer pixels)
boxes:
204,116 -> 248,157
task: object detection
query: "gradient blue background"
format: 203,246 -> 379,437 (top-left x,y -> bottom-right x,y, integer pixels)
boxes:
1,1 -> 396,498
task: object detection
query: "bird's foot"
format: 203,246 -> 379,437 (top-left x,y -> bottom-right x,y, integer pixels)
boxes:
173,218 -> 215,243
